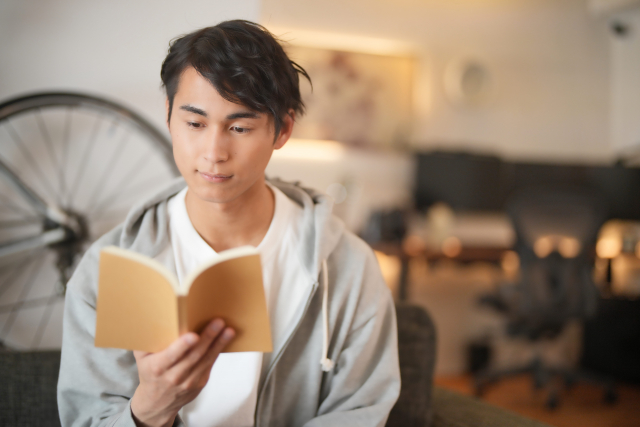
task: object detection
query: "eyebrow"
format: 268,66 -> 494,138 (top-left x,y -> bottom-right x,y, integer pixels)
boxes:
226,111 -> 260,120
179,105 -> 260,121
180,105 -> 207,117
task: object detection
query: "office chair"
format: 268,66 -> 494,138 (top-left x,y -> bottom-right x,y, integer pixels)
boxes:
475,189 -> 617,409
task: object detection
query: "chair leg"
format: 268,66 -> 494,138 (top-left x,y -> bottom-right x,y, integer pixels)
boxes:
473,358 -> 619,410
474,360 -> 537,396
532,357 -> 549,389
545,386 -> 560,410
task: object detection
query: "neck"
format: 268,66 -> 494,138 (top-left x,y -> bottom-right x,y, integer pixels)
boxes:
184,178 -> 275,252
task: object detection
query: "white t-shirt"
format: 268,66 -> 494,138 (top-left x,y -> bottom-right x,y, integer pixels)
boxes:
154,183 -> 307,427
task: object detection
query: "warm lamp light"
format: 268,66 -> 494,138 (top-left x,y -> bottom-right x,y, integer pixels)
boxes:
442,236 -> 462,258
534,236 -> 554,258
596,237 -> 622,259
501,250 -> 520,273
266,27 -> 414,56
533,235 -> 581,258
273,138 -> 346,162
558,237 -> 581,258
402,234 -> 426,257
374,250 -> 401,292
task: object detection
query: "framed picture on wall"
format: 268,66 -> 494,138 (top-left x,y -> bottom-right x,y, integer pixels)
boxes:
283,42 -> 414,149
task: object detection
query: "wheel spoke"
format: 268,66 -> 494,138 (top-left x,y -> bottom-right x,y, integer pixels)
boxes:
0,295 -> 53,315
0,153 -> 51,217
0,191 -> 37,218
86,151 -> 153,217
58,107 -> 73,206
89,208 -> 130,225
35,109 -> 64,206
83,130 -> 130,209
0,252 -> 45,338
66,114 -> 105,207
3,121 -> 59,201
0,228 -> 66,259
87,169 -> 169,222
0,217 -> 41,229
0,251 -> 39,299
31,291 -> 63,348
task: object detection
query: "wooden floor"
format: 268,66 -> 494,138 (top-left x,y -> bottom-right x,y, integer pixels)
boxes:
435,375 -> 640,427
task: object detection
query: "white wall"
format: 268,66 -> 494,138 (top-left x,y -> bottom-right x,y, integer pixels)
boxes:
267,147 -> 414,232
0,0 -> 260,133
610,6 -> 640,153
262,0 -> 613,163
0,0 -> 260,350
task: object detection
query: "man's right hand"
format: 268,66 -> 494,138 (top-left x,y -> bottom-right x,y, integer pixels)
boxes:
130,318 -> 235,427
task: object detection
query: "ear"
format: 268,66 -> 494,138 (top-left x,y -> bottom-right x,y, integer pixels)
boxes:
274,109 -> 295,150
165,98 -> 171,129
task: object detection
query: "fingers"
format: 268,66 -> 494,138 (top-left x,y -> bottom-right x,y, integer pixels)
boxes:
169,319 -> 226,375
188,327 -> 235,383
208,327 -> 235,360
133,350 -> 150,360
137,318 -> 233,386
152,332 -> 199,371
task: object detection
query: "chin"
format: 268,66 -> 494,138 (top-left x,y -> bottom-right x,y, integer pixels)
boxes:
186,171 -> 265,204
189,179 -> 245,204
192,186 -> 235,204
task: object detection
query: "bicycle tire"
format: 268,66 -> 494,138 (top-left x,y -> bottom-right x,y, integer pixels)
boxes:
0,91 -> 179,350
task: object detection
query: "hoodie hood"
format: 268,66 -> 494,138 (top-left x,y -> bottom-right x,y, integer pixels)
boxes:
58,176 -> 400,427
267,177 -> 345,280
119,175 -> 344,373
118,175 -> 345,281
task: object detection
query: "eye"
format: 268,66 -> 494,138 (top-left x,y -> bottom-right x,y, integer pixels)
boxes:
231,126 -> 249,134
187,121 -> 204,129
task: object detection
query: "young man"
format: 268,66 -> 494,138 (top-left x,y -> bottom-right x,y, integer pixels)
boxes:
58,20 -> 400,427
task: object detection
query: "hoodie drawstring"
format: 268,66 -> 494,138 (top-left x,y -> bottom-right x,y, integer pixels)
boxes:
320,259 -> 335,372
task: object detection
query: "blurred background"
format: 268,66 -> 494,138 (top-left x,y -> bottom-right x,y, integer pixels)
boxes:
1,1 -> 640,426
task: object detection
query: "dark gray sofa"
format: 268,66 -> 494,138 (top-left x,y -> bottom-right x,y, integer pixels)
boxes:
387,304 -> 551,427
0,305 -> 550,427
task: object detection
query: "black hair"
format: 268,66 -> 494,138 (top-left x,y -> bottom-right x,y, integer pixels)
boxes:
160,20 -> 311,139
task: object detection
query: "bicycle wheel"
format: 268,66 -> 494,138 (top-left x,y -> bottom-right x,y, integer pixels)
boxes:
0,92 -> 179,350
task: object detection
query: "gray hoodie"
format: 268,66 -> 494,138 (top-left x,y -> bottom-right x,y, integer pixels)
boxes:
57,177 -> 400,427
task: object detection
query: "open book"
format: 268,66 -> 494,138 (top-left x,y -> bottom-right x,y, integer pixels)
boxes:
94,245 -> 272,353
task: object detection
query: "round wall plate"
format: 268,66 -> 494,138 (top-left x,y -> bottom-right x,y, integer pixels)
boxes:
444,57 -> 492,106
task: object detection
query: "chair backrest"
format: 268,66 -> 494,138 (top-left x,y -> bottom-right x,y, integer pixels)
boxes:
387,304 -> 437,427
504,189 -> 606,337
508,190 -> 605,250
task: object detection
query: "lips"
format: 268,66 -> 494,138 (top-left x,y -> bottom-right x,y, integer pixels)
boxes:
199,171 -> 233,183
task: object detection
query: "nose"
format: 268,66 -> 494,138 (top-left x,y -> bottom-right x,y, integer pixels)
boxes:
203,128 -> 230,163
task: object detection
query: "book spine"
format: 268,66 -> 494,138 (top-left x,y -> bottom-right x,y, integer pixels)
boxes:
177,296 -> 188,335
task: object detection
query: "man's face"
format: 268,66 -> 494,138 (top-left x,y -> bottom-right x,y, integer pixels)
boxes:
168,66 -> 291,205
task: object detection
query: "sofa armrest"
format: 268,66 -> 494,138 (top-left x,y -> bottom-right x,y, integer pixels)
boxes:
431,386 -> 552,427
